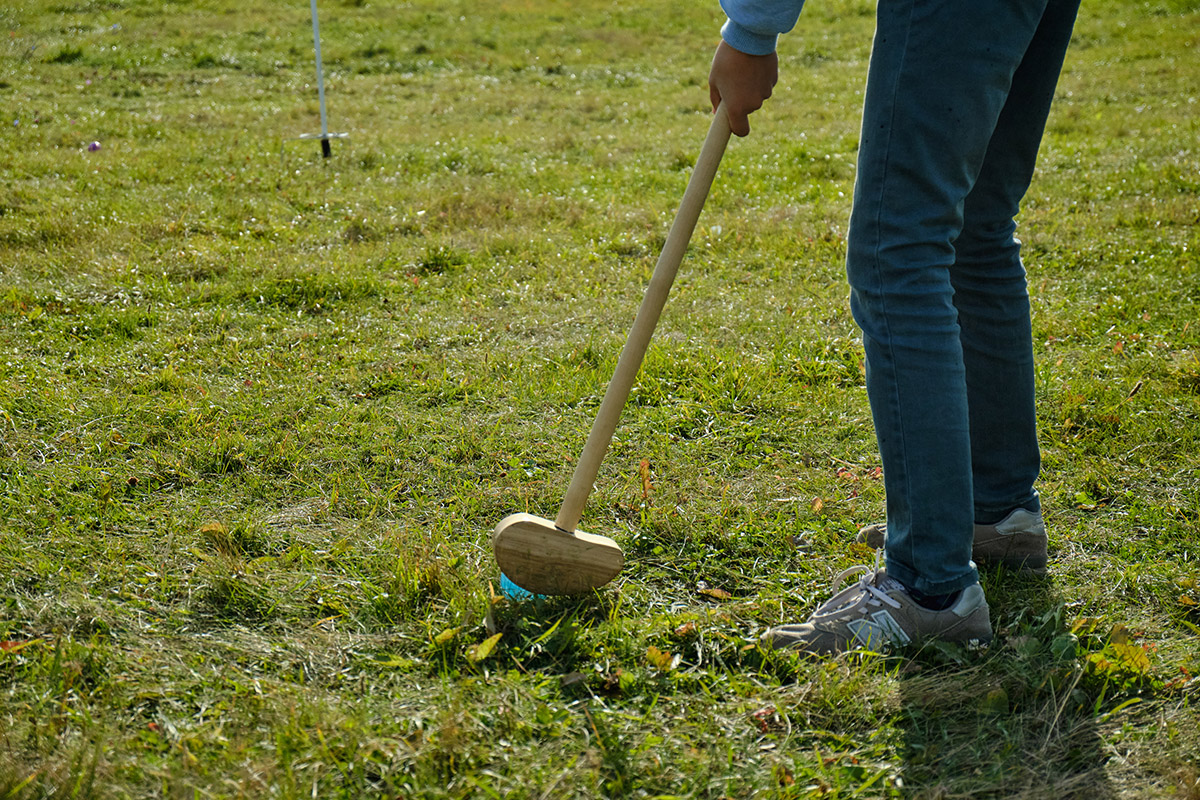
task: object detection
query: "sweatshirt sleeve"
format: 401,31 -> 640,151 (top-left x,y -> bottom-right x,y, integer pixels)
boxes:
719,0 -> 806,56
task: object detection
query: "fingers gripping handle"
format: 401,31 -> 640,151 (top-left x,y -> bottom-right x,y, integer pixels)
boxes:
555,105 -> 733,533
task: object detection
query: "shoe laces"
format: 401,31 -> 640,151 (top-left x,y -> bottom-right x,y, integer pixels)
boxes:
810,563 -> 902,621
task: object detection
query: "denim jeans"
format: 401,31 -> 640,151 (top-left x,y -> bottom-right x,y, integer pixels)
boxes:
845,0 -> 1080,595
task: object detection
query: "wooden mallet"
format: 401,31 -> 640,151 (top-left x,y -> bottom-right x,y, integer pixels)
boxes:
493,105 -> 733,596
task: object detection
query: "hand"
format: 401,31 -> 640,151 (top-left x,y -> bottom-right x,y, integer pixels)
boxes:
708,39 -> 778,137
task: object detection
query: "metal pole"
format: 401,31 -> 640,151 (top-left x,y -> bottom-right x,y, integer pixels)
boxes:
310,0 -> 331,157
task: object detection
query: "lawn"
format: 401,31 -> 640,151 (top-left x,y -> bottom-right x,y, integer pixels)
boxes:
1,0 -> 1198,797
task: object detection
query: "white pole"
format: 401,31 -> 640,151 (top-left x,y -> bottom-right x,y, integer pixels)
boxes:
310,0 -> 331,157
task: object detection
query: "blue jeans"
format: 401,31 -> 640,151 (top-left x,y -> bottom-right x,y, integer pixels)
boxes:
846,0 -> 1080,595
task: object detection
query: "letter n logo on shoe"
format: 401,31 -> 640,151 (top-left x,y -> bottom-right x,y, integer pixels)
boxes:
847,611 -> 911,649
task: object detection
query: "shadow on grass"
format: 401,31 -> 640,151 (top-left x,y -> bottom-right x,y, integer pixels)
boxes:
894,574 -> 1115,799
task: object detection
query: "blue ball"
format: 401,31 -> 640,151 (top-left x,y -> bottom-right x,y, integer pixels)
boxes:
499,573 -> 544,601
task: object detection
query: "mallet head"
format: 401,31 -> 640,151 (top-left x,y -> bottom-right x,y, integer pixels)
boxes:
492,513 -> 624,596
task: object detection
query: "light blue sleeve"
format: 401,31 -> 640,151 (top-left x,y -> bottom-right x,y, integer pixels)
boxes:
719,0 -> 806,55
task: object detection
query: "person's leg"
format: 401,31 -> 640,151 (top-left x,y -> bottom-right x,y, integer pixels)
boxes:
845,0 -> 1056,597
953,0 -> 1081,525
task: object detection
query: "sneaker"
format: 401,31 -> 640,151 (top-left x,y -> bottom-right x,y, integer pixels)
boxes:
856,508 -> 1048,574
761,566 -> 993,655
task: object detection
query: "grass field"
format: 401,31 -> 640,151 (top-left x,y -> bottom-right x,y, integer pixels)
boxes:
2,0 -> 1199,796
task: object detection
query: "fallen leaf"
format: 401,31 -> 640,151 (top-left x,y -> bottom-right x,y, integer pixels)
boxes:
645,645 -> 675,672
750,706 -> 778,733
1110,641 -> 1151,673
673,621 -> 698,639
639,459 -> 653,505
433,626 -> 461,647
467,632 -> 502,663
698,587 -> 731,601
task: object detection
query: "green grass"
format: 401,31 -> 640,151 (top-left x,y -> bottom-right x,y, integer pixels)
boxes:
1,0 -> 1199,796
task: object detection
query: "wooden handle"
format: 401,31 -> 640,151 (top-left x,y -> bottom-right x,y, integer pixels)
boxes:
555,104 -> 732,533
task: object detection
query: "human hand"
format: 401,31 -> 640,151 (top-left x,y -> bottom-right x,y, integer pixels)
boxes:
708,39 -> 778,136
